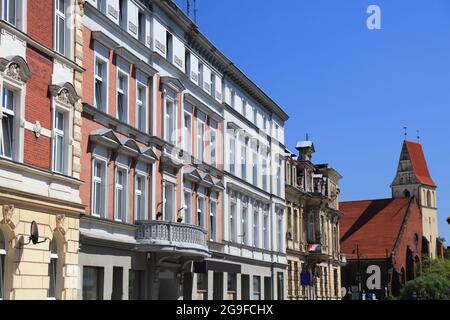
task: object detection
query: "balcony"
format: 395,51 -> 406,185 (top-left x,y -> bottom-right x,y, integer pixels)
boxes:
306,244 -> 330,263
135,221 -> 210,257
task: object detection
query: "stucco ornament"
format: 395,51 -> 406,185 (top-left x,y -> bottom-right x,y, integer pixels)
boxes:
33,121 -> 42,138
2,204 -> 15,225
56,214 -> 66,235
58,89 -> 71,105
6,63 -> 21,81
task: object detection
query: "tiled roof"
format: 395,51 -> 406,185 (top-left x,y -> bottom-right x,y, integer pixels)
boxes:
404,141 -> 436,187
340,198 -> 418,259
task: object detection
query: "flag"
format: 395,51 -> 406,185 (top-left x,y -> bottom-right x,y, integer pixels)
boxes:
307,244 -> 321,252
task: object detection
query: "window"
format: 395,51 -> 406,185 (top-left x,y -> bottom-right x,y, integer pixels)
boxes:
210,73 -> 216,98
277,212 -> 283,251
231,90 -> 235,108
210,127 -> 217,167
277,159 -> 282,196
253,209 -> 259,247
184,190 -> 192,224
138,11 -> 145,43
82,266 -> 104,300
166,32 -> 173,63
52,110 -> 65,174
1,87 -> 15,159
252,276 -> 261,300
136,85 -> 146,132
227,273 -> 237,298
210,201 -> 217,241
198,63 -> 204,88
185,51 -> 191,75
333,225 -> 338,253
263,211 -> 269,250
184,111 -> 192,153
262,156 -> 268,191
230,203 -> 236,242
229,133 -> 236,174
48,239 -> 58,299
94,59 -> 107,111
135,175 -> 146,221
242,99 -> 247,118
119,0 -> 126,28
287,262 -> 292,296
197,273 -> 207,292
197,118 -> 204,161
96,0 -> 106,12
117,73 -> 128,123
164,99 -> 176,144
242,206 -> 248,245
164,183 -> 175,222
55,0 -> 68,56
92,159 -> 106,217
252,149 -> 258,186
293,210 -> 298,242
115,167 -> 128,222
241,139 -> 247,180
129,270 -> 143,300
197,196 -> 205,227
253,107 -> 257,124
0,230 -> 6,300
3,0 -> 17,26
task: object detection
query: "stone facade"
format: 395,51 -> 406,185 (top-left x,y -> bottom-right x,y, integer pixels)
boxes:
285,141 -> 345,300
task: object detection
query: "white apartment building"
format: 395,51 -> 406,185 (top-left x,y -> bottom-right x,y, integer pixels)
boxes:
80,0 -> 288,300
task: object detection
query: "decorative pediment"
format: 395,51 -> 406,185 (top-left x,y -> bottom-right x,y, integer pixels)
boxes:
160,76 -> 185,93
89,128 -> 121,149
119,138 -> 140,157
0,56 -> 32,82
139,146 -> 158,164
161,153 -> 183,169
49,82 -> 80,105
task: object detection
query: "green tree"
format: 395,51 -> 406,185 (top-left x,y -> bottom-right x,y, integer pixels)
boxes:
399,257 -> 450,300
399,273 -> 450,300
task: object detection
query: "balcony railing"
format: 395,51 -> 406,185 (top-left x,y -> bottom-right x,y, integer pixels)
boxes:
135,220 -> 209,256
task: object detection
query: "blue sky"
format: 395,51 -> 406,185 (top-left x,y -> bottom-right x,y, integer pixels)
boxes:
174,0 -> 450,244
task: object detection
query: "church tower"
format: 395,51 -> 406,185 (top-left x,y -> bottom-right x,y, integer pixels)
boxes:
391,141 -> 438,258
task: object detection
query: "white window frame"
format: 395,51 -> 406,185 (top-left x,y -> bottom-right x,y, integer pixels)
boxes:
0,76 -> 25,162
138,10 -> 146,43
136,82 -> 147,132
210,126 -> 217,167
47,241 -> 59,300
94,57 -> 108,112
229,201 -> 237,242
52,109 -> 66,174
116,71 -> 129,123
163,96 -> 176,145
91,157 -> 107,218
210,200 -> 217,242
134,173 -> 147,221
2,0 -> 21,27
183,110 -> 192,154
229,132 -> 236,174
242,204 -> 248,245
277,211 -> 283,252
184,187 -> 192,225
263,210 -> 269,250
114,165 -> 128,223
0,86 -> 16,160
163,182 -> 175,222
54,0 -> 68,57
197,116 -> 205,162
253,208 -> 259,248
197,195 -> 205,228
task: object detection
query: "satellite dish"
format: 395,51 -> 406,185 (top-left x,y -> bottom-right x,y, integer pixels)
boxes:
30,221 -> 39,245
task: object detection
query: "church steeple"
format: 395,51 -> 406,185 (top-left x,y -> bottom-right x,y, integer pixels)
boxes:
391,140 -> 438,258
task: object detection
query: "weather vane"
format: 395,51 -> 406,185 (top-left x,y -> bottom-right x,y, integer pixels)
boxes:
403,127 -> 408,141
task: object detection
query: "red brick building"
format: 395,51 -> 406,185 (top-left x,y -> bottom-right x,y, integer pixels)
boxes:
340,141 -> 441,299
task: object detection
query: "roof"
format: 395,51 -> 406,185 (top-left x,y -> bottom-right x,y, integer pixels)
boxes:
340,198 -> 418,259
404,141 -> 436,187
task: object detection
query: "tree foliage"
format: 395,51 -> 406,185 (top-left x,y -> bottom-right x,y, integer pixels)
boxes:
399,257 -> 450,300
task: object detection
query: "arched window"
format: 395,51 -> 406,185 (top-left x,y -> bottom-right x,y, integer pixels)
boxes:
403,190 -> 410,198
0,230 -> 6,300
427,191 -> 432,207
48,238 -> 59,300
